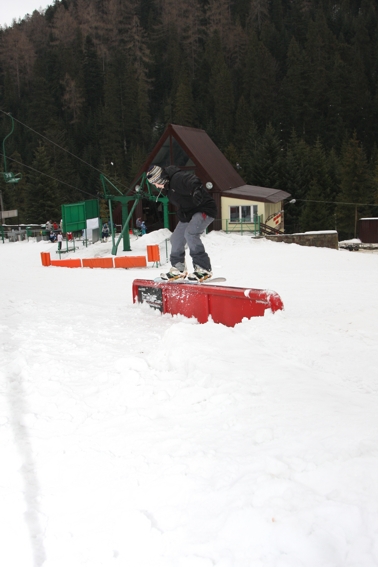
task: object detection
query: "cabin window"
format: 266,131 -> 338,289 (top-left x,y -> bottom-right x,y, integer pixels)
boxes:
152,136 -> 195,168
153,138 -> 171,167
230,205 -> 258,222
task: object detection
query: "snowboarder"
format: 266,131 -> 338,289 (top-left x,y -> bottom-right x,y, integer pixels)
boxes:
146,165 -> 216,282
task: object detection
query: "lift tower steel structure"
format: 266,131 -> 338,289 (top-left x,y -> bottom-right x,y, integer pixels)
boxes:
100,172 -> 169,256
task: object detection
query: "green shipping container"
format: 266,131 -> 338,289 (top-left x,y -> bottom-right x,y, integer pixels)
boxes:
61,199 -> 99,233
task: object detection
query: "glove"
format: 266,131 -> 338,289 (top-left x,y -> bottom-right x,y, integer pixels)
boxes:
193,187 -> 203,206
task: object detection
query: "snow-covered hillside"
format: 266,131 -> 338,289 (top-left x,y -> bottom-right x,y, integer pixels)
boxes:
1,230 -> 378,566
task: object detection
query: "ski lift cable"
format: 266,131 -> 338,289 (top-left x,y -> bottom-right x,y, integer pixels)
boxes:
296,198 -> 378,207
0,109 -> 129,192
0,152 -> 96,198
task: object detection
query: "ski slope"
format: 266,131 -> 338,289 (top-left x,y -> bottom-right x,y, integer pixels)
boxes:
1,230 -> 378,566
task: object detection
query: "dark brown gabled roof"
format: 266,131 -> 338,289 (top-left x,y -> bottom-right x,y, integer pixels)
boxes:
223,185 -> 291,204
134,124 -> 245,192
166,125 -> 245,191
133,124 -> 290,203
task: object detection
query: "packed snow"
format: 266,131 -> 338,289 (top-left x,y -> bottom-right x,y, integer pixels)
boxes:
1,229 -> 378,567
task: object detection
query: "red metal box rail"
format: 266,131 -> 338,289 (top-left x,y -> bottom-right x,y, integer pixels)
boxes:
132,279 -> 284,327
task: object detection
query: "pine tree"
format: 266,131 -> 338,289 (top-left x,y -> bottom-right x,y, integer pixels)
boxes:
83,35 -> 103,110
299,139 -> 335,231
173,75 -> 196,127
50,3 -> 78,47
249,123 -> 283,188
44,121 -> 86,205
336,133 -> 375,239
234,95 -> 252,153
1,72 -> 18,115
280,36 -> 310,139
99,65 -> 125,178
99,198 -> 110,222
242,121 -> 260,182
244,32 -> 278,130
181,0 -> 205,71
5,150 -> 28,224
26,71 -> 58,131
26,144 -> 60,224
60,73 -> 85,125
305,13 -> 340,144
223,143 -> 240,173
194,32 -> 220,131
0,149 -> 23,220
128,143 -> 148,182
206,0 -> 233,46
213,60 -> 234,146
284,0 -> 309,46
280,131 -> 313,233
0,26 -> 36,98
117,56 -> 139,156
137,75 -> 151,147
248,0 -> 270,33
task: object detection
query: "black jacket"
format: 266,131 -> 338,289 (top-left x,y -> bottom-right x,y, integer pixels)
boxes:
163,166 -> 217,223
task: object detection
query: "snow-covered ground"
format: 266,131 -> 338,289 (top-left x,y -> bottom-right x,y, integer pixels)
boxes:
1,230 -> 378,567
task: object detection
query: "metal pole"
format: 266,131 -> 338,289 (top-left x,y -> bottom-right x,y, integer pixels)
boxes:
0,190 -> 4,243
354,205 -> 358,238
159,196 -> 169,229
108,198 -> 115,253
121,202 -> 131,252
0,189 -> 4,227
111,198 -> 139,255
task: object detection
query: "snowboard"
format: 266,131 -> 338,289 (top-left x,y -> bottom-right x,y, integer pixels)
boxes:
154,276 -> 226,285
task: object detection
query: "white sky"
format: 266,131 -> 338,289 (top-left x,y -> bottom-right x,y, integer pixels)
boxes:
1,0 -> 51,28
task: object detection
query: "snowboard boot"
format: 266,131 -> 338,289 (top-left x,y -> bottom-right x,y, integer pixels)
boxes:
160,267 -> 187,281
187,266 -> 212,282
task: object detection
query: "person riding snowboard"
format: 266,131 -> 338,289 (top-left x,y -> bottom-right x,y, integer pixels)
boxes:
147,165 -> 217,282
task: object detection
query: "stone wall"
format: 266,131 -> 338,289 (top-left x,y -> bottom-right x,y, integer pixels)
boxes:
265,231 -> 339,250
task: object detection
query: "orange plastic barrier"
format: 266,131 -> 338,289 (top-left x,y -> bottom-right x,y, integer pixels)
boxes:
82,257 -> 114,269
51,259 -> 82,268
114,256 -> 147,268
40,252 -> 51,266
146,245 -> 160,263
43,254 -> 148,269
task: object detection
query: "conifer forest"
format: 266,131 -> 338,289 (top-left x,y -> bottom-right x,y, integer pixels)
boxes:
1,0 -> 378,238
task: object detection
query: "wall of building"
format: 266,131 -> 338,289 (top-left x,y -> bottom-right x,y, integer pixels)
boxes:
265,231 -> 339,249
220,197 -> 282,230
220,196 -> 260,231
264,202 -> 283,230
357,218 -> 378,243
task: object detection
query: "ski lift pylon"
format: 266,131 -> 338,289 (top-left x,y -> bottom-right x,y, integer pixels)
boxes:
2,113 -> 22,185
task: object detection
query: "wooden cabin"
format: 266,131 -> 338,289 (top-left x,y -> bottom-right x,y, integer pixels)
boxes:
131,124 -> 291,233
